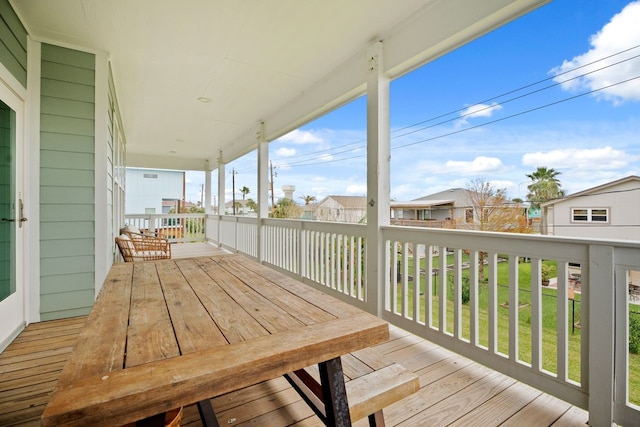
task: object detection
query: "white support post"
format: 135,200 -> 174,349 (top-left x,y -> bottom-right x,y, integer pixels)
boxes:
217,152 -> 226,245
204,160 -> 212,214
257,122 -> 269,263
588,244 -> 615,427
365,41 -> 390,317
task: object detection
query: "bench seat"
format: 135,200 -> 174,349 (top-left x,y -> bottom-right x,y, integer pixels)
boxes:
286,360 -> 419,426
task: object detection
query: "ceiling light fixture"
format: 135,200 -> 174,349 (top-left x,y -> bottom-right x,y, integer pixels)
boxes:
197,97 -> 211,103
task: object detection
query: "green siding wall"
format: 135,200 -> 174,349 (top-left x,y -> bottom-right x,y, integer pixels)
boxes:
40,43 -> 96,321
0,0 -> 26,87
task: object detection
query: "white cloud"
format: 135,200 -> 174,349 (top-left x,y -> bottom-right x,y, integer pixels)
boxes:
346,184 -> 367,195
277,129 -> 324,144
456,103 -> 503,126
444,156 -> 507,174
522,146 -> 636,170
276,147 -> 296,157
550,1 -> 640,103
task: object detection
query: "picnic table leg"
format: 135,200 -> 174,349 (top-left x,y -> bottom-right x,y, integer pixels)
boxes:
318,356 -> 352,427
135,413 -> 165,426
368,411 -> 386,426
197,399 -> 220,427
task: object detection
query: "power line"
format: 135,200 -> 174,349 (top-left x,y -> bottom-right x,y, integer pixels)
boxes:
280,73 -> 640,166
268,44 -> 640,168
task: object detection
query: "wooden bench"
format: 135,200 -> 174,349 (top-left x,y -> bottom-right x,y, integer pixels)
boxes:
285,350 -> 419,426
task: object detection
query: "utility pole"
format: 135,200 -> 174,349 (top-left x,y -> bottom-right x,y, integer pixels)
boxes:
230,169 -> 238,215
270,161 -> 277,209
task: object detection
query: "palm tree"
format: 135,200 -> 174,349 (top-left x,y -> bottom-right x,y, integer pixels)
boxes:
299,195 -> 317,205
526,167 -> 564,208
240,186 -> 250,200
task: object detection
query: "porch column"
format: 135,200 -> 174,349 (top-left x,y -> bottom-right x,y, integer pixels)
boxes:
218,151 -> 226,216
204,160 -> 212,214
365,41 -> 390,317
257,122 -> 269,262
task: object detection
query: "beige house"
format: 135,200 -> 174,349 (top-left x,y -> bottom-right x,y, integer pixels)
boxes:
315,195 -> 367,223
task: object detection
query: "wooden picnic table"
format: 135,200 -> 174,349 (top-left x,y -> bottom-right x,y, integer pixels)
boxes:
41,254 -> 389,427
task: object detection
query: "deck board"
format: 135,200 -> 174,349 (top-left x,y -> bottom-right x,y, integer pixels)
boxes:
0,243 -> 590,426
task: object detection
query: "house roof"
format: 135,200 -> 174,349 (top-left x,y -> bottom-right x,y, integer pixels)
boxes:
12,0 -> 549,171
318,195 -> 367,209
390,199 -> 454,209
541,175 -> 640,207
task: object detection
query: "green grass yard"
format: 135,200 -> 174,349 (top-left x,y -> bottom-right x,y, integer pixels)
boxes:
394,254 -> 640,404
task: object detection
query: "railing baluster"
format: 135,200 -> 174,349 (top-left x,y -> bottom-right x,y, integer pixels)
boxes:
469,249 -> 479,346
557,261 -> 568,381
425,246 -> 433,329
438,245 -> 446,333
453,248 -> 462,339
488,251 -> 498,354
531,258 -> 542,371
509,255 -> 519,362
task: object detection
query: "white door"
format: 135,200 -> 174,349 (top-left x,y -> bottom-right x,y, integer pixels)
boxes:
0,82 -> 25,349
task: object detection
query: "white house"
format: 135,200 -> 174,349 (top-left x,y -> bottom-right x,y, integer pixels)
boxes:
541,175 -> 640,242
125,168 -> 185,214
315,196 -> 367,223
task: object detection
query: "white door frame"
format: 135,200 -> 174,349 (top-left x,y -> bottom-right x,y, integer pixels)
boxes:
0,71 -> 26,351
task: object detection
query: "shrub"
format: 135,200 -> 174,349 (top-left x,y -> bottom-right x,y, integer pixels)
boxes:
630,312 -> 640,354
447,275 -> 470,305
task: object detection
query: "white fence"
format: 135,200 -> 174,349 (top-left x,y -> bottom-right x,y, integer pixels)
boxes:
124,213 -> 205,243
194,214 -> 640,425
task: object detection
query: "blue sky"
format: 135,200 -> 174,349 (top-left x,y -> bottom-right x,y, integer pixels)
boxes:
188,0 -> 640,205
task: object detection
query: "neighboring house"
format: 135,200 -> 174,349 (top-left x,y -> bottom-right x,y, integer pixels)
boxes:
125,168 -> 185,214
225,199 -> 255,216
411,188 -> 471,223
392,188 -> 526,231
315,196 -> 367,223
299,202 -> 318,220
541,175 -> 640,242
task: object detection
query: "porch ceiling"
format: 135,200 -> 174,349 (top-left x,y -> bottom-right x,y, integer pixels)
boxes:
11,0 -> 549,171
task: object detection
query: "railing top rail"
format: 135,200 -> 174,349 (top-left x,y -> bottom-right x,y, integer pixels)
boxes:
262,218 -> 367,236
382,225 -> 640,249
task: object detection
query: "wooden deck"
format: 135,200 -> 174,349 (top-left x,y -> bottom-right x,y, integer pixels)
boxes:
1,242 -> 591,426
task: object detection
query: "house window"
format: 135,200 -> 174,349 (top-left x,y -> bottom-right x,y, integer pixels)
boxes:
572,208 -> 608,223
465,208 -> 473,223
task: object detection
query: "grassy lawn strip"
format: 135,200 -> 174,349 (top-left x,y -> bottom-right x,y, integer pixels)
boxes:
395,254 -> 640,404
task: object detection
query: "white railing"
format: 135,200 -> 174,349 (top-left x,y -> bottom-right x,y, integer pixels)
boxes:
211,216 -> 639,426
124,213 -> 206,243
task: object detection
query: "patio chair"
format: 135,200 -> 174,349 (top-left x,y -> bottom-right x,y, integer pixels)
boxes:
115,233 -> 172,262
120,224 -> 156,238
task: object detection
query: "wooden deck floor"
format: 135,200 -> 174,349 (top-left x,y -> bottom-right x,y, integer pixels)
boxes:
0,242 -> 591,426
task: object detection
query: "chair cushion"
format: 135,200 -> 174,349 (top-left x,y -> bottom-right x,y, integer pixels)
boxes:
126,225 -> 142,234
118,234 -> 131,241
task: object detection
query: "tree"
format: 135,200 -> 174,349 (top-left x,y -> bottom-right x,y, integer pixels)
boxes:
270,198 -> 301,219
525,167 -> 564,208
466,178 -> 531,281
246,198 -> 258,213
526,167 -> 564,234
299,195 -> 317,205
240,186 -> 250,200
466,178 -> 528,232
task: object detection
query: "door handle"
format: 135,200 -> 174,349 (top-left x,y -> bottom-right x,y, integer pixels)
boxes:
2,199 -> 27,227
18,198 -> 27,228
